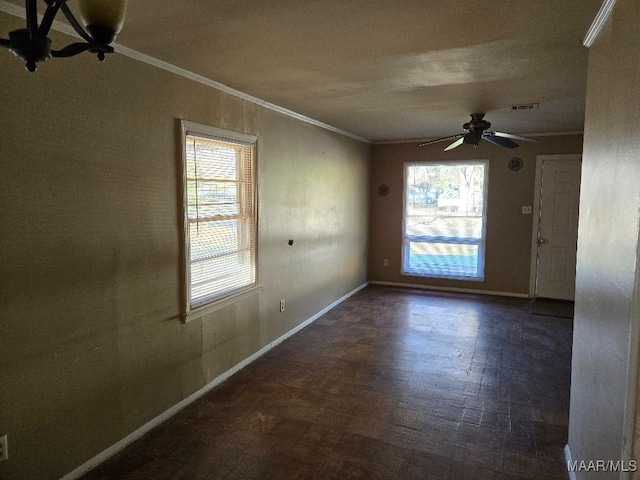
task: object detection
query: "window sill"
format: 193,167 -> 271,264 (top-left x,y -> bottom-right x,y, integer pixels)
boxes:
401,271 -> 485,282
182,285 -> 263,324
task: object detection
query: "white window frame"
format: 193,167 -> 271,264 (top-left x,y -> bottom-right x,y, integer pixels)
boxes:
180,121 -> 260,322
402,159 -> 489,281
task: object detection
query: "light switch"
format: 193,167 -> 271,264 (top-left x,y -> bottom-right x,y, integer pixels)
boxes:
522,206 -> 532,214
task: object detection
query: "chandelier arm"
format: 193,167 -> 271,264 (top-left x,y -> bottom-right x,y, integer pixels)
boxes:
26,0 -> 38,41
38,1 -> 65,38
51,42 -> 94,58
59,2 -> 94,43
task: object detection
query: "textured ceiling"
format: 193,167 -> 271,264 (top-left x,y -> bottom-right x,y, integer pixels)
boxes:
6,0 -> 604,142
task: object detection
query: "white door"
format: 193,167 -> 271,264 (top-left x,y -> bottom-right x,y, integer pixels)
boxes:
534,158 -> 582,300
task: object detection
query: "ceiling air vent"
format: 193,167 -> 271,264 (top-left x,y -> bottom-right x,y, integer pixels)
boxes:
510,103 -> 539,111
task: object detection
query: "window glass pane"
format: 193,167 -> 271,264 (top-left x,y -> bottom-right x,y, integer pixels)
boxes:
406,164 -> 484,239
186,141 -> 238,181
190,249 -> 254,304
403,161 -> 487,280
183,125 -> 256,309
190,220 -> 240,260
187,180 -> 240,218
407,242 -> 481,278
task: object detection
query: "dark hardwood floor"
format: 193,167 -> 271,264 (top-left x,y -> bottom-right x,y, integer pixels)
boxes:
80,285 -> 573,480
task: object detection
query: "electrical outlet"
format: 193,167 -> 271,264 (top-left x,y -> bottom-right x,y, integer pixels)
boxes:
0,434 -> 8,462
383,259 -> 389,267
522,206 -> 532,215
279,299 -> 285,313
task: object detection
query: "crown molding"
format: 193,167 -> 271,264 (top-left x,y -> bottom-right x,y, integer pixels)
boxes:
113,43 -> 370,143
584,0 -> 617,47
0,1 -> 370,144
518,130 -> 584,138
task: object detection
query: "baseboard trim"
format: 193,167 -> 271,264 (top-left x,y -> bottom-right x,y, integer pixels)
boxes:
369,281 -> 530,299
60,281 -> 369,480
565,444 -> 578,480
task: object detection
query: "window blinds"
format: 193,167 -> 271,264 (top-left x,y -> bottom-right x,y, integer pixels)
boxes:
184,133 -> 256,307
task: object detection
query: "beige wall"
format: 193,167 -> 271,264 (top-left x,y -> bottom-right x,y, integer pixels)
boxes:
369,135 -> 583,295
0,13 -> 369,480
567,0 -> 640,478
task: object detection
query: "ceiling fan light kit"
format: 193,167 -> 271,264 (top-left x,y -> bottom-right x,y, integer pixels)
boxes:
419,113 -> 538,151
0,0 -> 127,72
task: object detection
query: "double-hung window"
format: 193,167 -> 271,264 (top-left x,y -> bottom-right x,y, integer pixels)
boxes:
181,121 -> 257,315
402,160 -> 488,280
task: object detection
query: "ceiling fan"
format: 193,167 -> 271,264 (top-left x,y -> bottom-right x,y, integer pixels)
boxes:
419,113 -> 538,151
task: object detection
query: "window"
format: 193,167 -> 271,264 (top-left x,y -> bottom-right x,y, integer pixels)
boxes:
403,160 -> 488,280
181,121 -> 257,313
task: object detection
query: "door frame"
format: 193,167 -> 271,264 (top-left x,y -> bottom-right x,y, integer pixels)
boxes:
528,154 -> 583,298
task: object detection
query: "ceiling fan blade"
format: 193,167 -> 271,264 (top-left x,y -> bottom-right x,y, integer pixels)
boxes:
490,131 -> 538,143
444,137 -> 465,151
483,135 -> 519,149
419,134 -> 463,147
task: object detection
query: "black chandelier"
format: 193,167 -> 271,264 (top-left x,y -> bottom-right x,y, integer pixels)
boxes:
0,0 -> 127,72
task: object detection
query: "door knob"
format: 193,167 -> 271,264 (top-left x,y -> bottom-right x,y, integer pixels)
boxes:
538,237 -> 549,245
